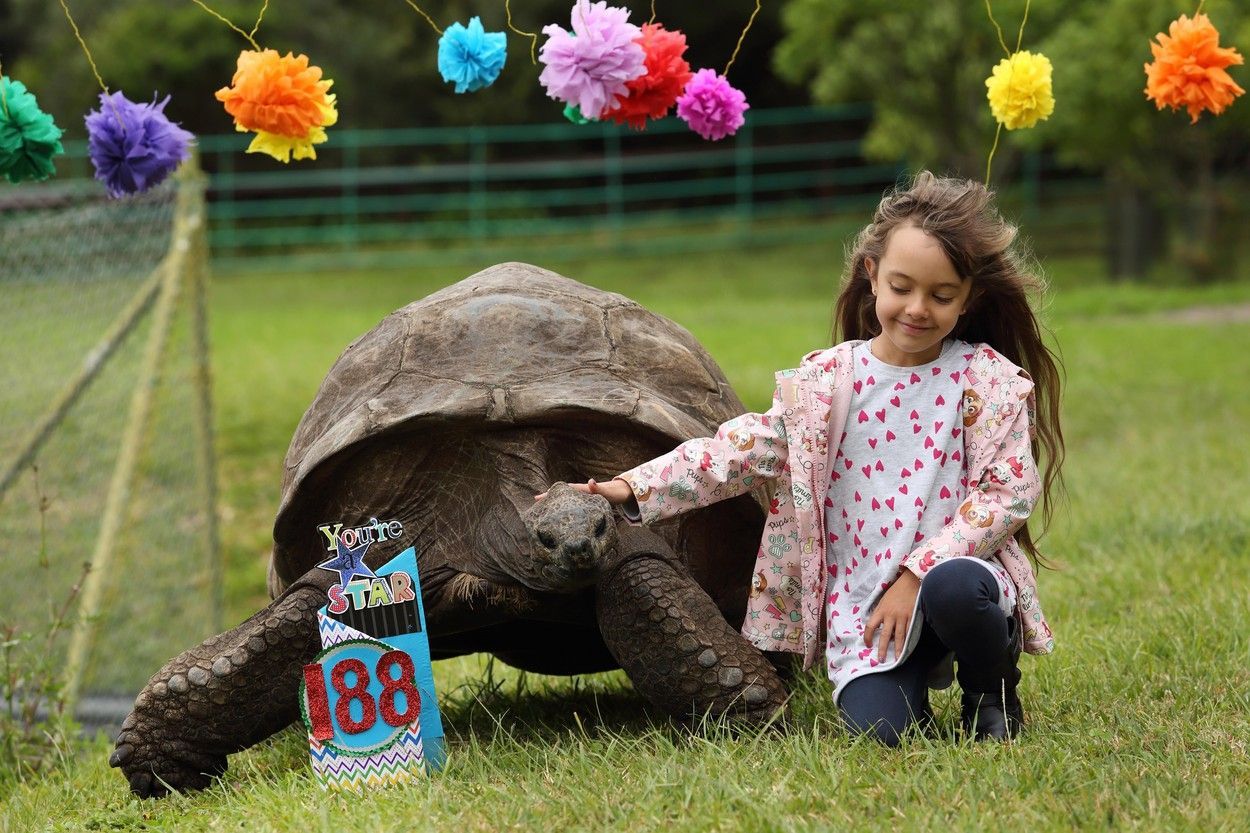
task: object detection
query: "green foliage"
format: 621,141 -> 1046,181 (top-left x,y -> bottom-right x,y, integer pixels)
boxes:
1034,0 -> 1250,180
775,0 -> 1249,178
0,475 -> 83,791
774,0 -> 1250,280
1035,1 -> 1250,281
774,0 -> 1066,177
1,627 -> 81,792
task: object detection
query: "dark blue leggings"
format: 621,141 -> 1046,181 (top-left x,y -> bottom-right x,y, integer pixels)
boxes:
838,558 -> 1015,745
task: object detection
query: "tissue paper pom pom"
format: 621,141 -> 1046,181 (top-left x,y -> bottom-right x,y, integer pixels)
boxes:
603,23 -> 692,129
85,91 -> 194,198
539,0 -> 645,117
247,95 -> 337,163
563,103 -> 595,124
439,16 -> 508,93
215,49 -> 334,137
985,51 -> 1054,130
676,68 -> 748,141
0,76 -> 64,183
1145,13 -> 1244,123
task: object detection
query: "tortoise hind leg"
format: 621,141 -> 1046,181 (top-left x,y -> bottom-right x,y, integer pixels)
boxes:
595,525 -> 788,725
109,573 -> 328,798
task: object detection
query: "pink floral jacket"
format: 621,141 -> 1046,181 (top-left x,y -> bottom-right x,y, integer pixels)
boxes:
619,341 -> 1055,669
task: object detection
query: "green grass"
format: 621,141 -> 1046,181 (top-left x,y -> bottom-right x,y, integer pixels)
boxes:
4,240 -> 1250,830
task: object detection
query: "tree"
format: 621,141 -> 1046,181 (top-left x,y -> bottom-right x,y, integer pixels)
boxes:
774,0 -> 1250,281
1035,0 -> 1249,281
773,0 -> 1066,178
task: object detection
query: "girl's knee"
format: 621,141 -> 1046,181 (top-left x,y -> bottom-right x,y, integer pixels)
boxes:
920,559 -> 998,615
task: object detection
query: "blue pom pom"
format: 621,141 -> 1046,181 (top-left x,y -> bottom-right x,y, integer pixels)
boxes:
438,17 -> 507,94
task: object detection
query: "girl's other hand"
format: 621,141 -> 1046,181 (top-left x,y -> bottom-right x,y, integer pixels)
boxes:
863,570 -> 921,663
534,477 -> 634,505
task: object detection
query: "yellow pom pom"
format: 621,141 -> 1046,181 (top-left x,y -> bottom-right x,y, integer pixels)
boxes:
985,50 -> 1055,130
246,128 -> 328,162
243,96 -> 338,163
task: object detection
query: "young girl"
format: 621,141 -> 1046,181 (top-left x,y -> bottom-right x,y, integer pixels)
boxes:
561,171 -> 1063,744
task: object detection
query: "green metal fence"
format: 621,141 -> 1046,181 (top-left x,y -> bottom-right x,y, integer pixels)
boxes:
24,105 -> 1106,272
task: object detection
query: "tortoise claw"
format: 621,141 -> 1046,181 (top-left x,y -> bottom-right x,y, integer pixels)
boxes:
109,742 -> 133,768
127,770 -> 155,799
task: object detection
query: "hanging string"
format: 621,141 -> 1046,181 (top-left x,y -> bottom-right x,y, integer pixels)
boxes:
984,0 -> 1010,57
983,0 -> 1032,186
1196,0 -> 1206,15
1014,0 -> 1031,52
400,0 -> 443,36
188,0 -> 261,50
649,0 -> 657,25
723,0 -> 762,77
505,0 -> 538,65
249,0 -> 269,41
57,0 -> 124,128
985,123 -> 1002,186
57,0 -> 112,97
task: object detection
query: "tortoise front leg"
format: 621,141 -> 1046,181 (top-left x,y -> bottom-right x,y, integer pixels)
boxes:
109,571 -> 330,798
595,525 -> 788,725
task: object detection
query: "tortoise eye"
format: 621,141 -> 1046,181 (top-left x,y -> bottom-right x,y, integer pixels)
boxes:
537,531 -> 557,549
594,517 -> 607,537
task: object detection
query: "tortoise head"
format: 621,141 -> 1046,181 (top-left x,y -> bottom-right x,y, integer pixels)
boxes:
520,482 -> 618,591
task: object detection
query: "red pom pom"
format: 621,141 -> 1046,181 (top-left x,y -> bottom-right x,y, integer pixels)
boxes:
602,23 -> 693,129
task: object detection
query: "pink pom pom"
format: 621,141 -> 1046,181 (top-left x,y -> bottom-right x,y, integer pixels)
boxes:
676,68 -> 749,141
539,1 -> 646,117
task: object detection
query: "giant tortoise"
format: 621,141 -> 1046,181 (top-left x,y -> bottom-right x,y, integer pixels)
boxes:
110,262 -> 788,797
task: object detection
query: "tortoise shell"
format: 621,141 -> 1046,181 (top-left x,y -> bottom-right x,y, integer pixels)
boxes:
270,262 -> 762,591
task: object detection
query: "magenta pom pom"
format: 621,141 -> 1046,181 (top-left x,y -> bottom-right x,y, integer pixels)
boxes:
85,91 -> 194,198
676,69 -> 749,141
539,0 -> 645,117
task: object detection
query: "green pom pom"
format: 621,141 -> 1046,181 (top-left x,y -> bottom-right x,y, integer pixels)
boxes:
563,103 -> 596,125
0,76 -> 65,184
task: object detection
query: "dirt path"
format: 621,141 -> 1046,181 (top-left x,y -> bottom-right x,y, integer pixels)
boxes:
1155,303 -> 1250,324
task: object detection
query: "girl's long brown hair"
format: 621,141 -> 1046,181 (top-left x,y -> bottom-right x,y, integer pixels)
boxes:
834,171 -> 1065,568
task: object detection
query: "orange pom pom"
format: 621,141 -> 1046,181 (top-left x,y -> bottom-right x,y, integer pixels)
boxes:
1144,13 -> 1244,123
603,23 -> 693,130
215,49 -> 335,137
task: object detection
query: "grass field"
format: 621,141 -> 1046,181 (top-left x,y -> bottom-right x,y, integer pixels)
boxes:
3,240 -> 1250,831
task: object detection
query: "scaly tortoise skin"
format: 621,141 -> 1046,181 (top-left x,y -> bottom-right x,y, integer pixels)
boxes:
110,263 -> 788,798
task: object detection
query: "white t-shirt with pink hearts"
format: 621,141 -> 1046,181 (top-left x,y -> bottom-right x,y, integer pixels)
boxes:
823,338 -> 1013,701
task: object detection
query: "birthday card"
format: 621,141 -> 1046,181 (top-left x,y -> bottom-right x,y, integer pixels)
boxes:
298,518 -> 444,791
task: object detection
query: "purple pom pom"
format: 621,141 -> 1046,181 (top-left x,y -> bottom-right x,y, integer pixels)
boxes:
85,91 -> 194,198
676,69 -> 749,141
539,1 -> 645,117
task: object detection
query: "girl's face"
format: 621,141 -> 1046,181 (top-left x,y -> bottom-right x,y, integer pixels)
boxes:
866,224 -> 972,366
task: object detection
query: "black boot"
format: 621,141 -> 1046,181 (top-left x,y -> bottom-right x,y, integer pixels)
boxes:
958,617 -> 1023,741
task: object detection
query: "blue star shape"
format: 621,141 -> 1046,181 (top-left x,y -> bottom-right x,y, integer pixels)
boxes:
316,536 -> 376,587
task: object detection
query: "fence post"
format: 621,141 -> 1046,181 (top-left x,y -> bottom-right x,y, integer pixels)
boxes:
604,126 -> 624,246
342,137 -> 360,249
215,145 -> 235,259
735,119 -> 754,235
184,155 -> 222,634
470,127 -> 487,241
